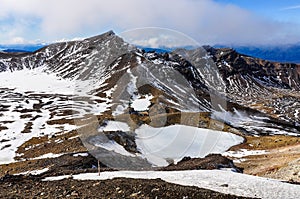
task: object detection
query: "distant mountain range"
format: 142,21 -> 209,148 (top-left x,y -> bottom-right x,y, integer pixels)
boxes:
2,42 -> 300,64
141,44 -> 300,64
0,44 -> 45,53
215,44 -> 300,63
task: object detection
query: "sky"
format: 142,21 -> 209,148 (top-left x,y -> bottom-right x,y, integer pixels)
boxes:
0,0 -> 300,46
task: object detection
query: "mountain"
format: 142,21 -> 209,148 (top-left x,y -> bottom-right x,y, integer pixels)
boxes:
0,31 -> 300,197
0,44 -> 45,53
1,32 -> 298,130
216,44 -> 300,63
141,45 -> 197,53
204,46 -> 300,124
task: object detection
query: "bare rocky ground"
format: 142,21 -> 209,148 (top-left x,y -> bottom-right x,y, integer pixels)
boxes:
0,175 -> 256,199
1,114 -> 300,198
0,132 -> 299,198
0,131 -> 249,198
226,135 -> 300,183
0,80 -> 299,198
0,129 -> 252,199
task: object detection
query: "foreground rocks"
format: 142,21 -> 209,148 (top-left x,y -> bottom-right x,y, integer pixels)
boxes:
0,153 -> 251,198
163,154 -> 243,172
0,175 -> 255,199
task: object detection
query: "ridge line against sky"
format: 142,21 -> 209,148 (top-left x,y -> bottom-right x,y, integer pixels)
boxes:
0,0 -> 300,46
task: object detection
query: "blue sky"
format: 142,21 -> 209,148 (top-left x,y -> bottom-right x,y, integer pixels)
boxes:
0,0 -> 300,45
216,0 -> 300,21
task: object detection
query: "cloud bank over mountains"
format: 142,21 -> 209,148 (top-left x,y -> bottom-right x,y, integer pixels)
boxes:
0,0 -> 300,45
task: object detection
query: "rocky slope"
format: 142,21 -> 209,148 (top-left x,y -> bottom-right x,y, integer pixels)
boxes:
0,175 -> 255,199
0,31 -> 299,197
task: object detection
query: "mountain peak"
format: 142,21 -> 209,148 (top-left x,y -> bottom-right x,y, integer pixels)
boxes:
83,30 -> 116,42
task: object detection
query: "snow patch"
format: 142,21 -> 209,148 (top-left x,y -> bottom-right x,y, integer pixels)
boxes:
94,123 -> 243,167
0,68 -> 75,95
43,170 -> 300,199
295,109 -> 299,118
99,121 -> 130,132
95,140 -> 135,157
73,153 -> 89,157
14,168 -> 49,176
223,149 -> 268,158
135,124 -> 244,166
131,95 -> 152,111
31,153 -> 66,160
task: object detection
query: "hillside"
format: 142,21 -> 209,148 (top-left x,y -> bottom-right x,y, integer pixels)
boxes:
0,31 -> 299,198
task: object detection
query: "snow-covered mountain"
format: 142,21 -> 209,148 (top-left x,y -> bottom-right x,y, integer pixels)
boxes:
1,31 -> 298,126
1,31 -> 300,199
0,31 -> 299,169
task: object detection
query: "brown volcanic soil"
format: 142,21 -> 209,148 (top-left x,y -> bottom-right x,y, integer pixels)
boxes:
1,131 -> 299,198
0,102 -> 299,198
0,134 -> 250,199
0,175 -> 255,199
227,135 -> 300,183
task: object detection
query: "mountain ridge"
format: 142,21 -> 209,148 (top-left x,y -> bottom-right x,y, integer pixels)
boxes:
215,44 -> 300,63
0,31 -> 300,193
0,31 -> 299,136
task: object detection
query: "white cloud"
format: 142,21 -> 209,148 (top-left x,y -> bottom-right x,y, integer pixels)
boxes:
10,37 -> 25,44
131,38 -> 160,48
121,28 -> 199,48
0,0 -> 300,45
281,5 -> 300,10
